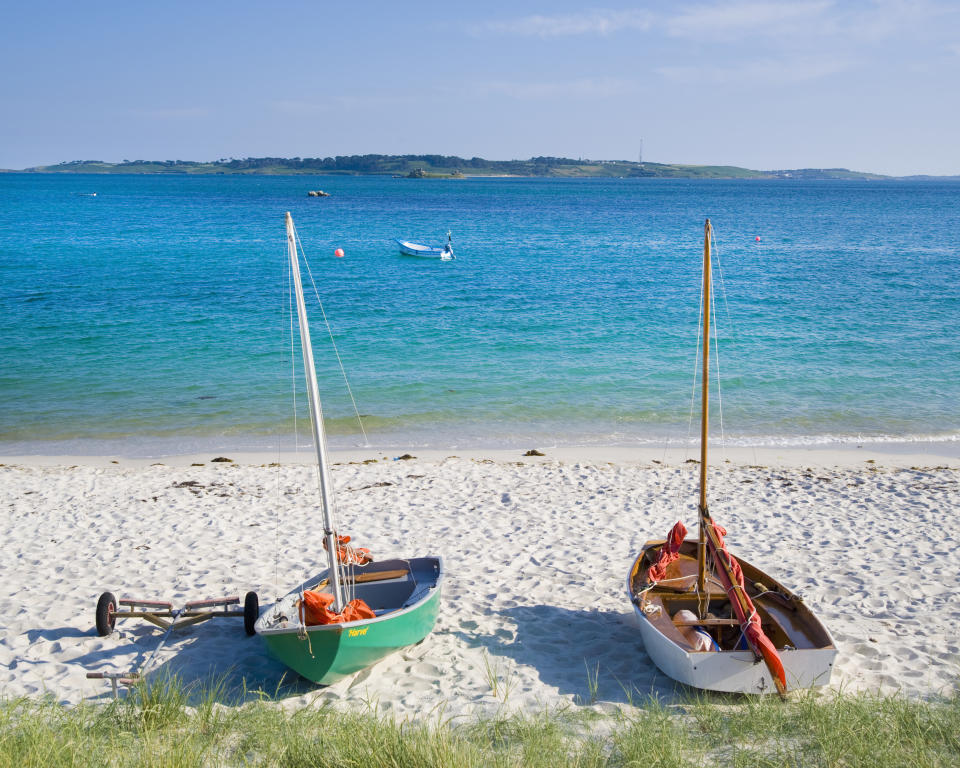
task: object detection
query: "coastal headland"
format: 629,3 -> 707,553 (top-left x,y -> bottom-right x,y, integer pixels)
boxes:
1,154 -> 919,179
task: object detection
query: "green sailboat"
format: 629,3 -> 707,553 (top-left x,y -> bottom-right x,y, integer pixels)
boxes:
254,213 -> 443,685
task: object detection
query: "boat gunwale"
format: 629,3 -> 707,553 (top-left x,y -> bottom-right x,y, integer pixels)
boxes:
395,238 -> 452,258
626,546 -> 838,692
627,542 -> 836,652
395,238 -> 440,251
255,557 -> 444,637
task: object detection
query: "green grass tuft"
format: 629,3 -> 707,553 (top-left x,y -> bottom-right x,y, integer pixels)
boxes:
0,677 -> 956,767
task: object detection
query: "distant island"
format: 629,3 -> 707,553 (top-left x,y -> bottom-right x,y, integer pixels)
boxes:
3,155 -> 955,180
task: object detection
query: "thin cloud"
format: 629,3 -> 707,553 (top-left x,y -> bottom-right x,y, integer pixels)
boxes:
479,10 -> 652,37
658,56 -> 851,84
664,0 -> 956,44
845,0 -> 957,43
666,1 -> 833,40
475,77 -> 636,100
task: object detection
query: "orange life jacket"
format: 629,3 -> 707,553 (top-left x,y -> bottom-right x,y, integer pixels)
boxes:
323,534 -> 373,565
298,590 -> 376,626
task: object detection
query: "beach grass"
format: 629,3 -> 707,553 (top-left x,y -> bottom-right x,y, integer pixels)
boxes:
1,677 -> 957,767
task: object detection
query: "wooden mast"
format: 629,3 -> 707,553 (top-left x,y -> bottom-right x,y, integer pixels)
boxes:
697,219 -> 711,605
693,218 -> 786,693
286,212 -> 346,613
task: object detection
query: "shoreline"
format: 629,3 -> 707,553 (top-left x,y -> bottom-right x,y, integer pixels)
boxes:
3,439 -> 959,469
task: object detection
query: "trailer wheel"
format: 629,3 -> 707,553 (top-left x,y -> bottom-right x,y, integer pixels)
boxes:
96,592 -> 118,636
244,591 -> 259,636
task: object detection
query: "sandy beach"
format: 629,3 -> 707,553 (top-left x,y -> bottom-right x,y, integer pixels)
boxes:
1,444 -> 958,715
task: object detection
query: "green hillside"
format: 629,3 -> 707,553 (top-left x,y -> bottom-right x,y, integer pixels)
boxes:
6,155 -> 894,180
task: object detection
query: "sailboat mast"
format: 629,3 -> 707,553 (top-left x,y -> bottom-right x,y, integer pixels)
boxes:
697,218 -> 712,599
285,212 -> 346,613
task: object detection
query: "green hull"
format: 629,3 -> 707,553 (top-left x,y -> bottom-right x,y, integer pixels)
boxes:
258,558 -> 443,685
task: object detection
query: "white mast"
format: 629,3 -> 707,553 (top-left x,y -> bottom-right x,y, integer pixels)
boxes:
285,212 -> 346,613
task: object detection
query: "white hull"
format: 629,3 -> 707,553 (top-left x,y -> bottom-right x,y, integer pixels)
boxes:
629,598 -> 837,694
626,544 -> 838,694
396,239 -> 454,260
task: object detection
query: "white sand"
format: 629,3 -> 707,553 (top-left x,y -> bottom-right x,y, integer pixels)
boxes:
1,446 -> 958,715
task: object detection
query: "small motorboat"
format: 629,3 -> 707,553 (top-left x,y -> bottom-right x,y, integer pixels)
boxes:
396,231 -> 454,260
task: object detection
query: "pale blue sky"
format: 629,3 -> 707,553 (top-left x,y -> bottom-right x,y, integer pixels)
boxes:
2,0 -> 958,174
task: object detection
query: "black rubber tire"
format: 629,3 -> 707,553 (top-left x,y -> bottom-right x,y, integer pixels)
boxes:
95,592 -> 118,637
243,591 -> 259,636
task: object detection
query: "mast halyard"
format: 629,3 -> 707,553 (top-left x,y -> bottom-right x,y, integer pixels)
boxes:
697,218 -> 712,608
285,212 -> 346,613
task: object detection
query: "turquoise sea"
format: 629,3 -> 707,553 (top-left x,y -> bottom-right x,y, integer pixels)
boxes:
0,174 -> 958,456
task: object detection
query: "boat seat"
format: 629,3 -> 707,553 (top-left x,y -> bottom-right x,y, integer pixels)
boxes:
673,617 -> 741,627
351,568 -> 409,584
313,568 -> 409,592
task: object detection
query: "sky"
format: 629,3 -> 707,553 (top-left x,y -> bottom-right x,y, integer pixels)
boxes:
2,0 -> 958,175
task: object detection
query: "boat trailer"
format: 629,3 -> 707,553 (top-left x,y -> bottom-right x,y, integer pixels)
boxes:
86,590 -> 259,698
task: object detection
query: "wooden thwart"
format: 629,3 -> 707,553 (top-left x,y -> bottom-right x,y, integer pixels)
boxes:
314,568 -> 409,591
352,568 -> 408,583
674,618 -> 742,627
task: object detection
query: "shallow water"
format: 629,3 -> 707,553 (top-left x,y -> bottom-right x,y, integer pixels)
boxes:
1,173 -> 957,455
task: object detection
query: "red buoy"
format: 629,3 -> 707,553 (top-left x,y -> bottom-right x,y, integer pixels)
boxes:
755,236 -> 761,242
334,248 -> 345,258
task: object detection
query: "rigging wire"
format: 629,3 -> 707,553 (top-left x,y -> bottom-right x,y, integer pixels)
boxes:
669,230 -> 708,526
711,244 -> 726,456
291,222 -> 364,606
275,250 -> 296,599
710,226 -> 735,344
278,219 -> 371,615
294,228 -> 370,446
710,225 -> 737,464
713,226 -> 761,466
289,260 -> 299,455
674,223 -> 729,588
687,253 -> 705,447
287,224 -> 342,609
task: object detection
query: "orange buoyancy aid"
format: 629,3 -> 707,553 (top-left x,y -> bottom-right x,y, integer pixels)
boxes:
298,590 -> 376,626
323,534 -> 373,566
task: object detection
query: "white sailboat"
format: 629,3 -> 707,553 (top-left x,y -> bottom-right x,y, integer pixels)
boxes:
626,219 -> 837,694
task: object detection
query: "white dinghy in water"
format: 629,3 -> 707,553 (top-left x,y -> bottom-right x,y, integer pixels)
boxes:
396,231 -> 454,260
